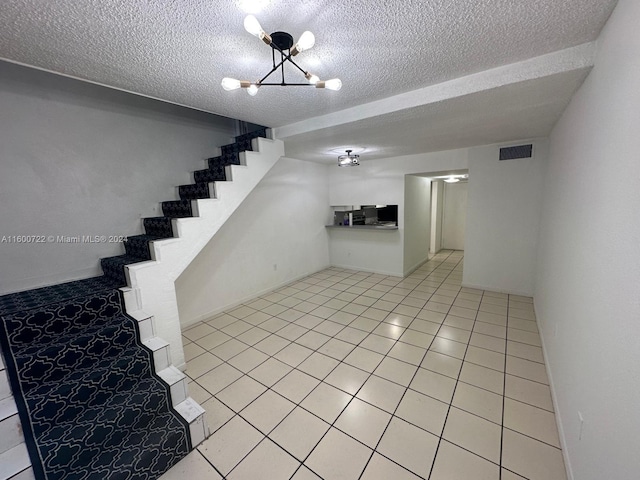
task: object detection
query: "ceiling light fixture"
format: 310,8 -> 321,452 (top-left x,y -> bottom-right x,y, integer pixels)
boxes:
222,15 -> 342,96
444,176 -> 460,183
338,149 -> 360,167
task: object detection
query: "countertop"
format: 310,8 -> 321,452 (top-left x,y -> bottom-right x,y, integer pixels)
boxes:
325,224 -> 398,230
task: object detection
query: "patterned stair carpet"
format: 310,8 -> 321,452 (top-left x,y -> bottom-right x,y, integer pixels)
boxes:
0,279 -> 191,480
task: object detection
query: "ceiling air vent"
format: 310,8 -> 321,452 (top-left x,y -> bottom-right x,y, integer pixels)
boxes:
499,144 -> 533,161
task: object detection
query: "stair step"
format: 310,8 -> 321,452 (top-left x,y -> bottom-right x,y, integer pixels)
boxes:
143,216 -> 174,238
175,397 -> 208,448
124,234 -> 161,260
0,397 -> 23,455
157,366 -> 188,407
0,443 -> 31,480
193,168 -> 225,183
161,200 -> 193,218
100,254 -> 145,286
178,182 -> 211,201
207,152 -> 240,169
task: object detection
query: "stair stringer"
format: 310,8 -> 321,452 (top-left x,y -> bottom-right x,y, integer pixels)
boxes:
124,137 -> 284,371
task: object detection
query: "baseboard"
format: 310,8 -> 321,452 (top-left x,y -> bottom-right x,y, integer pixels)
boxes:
329,263 -> 404,278
180,265 -> 332,329
534,299 -> 574,480
461,282 -> 533,298
403,256 -> 431,277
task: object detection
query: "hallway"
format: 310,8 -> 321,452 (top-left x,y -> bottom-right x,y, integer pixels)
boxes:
162,251 -> 565,479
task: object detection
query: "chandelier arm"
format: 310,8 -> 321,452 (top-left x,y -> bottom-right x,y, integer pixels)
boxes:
258,83 -> 315,86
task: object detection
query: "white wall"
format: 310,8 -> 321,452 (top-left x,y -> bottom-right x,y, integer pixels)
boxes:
534,1 -> 640,478
463,139 -> 548,296
175,157 -> 331,326
442,181 -> 468,250
430,180 -> 444,254
0,61 -> 236,294
328,150 -> 469,275
403,175 -> 431,274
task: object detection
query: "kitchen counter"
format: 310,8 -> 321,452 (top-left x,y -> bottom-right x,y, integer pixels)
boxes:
325,224 -> 398,230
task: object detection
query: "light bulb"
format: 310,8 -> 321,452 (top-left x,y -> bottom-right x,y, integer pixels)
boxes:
221,77 -> 241,91
291,31 -> 315,56
243,15 -> 263,37
444,176 -> 460,183
324,78 -> 342,91
247,84 -> 259,96
305,72 -> 319,85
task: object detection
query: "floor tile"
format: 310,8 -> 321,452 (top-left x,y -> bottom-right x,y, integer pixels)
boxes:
159,451 -> 222,479
505,355 -> 549,385
452,381 -> 503,424
187,380 -> 212,405
465,345 -> 505,371
221,320 -> 253,337
318,338 -> 355,361
276,323 -> 308,341
227,438 -> 299,480
430,440 -> 500,480
195,330 -> 232,351
410,367 -> 457,403
236,326 -> 271,346
291,466 -> 322,479
227,347 -> 269,373
335,326 -> 369,345
458,361 -> 504,394
374,356 -> 418,386
505,374 -> 554,411
198,415 -> 263,475
324,363 -> 370,395
295,330 -> 331,350
259,316 -> 289,333
228,305 -> 258,320
301,382 -> 352,423
503,398 -> 560,447
210,338 -> 249,361
305,427 -> 372,480
297,352 -> 340,380
294,314 -> 325,329
420,350 -> 462,379
273,369 -> 320,403
242,311 -> 272,326
185,352 -> 223,379
197,363 -> 243,395
442,407 -> 502,464
356,375 -> 406,413
399,329 -> 434,349
274,342 -> 314,367
473,321 -> 506,339
377,417 -> 439,478
183,323 -> 217,341
277,309 -> 305,323
469,332 -> 506,353
437,325 -> 472,344
395,388 -> 449,436
201,396 -> 235,434
409,318 -> 440,335
507,341 -> 544,363
388,341 -> 426,365
314,319 -> 345,336
349,316 -> 380,333
359,334 -> 396,355
247,357 -> 292,387
254,334 -> 290,356
502,428 -> 567,480
507,328 -> 542,346
508,318 -> 538,333
270,407 -> 330,461
343,347 -> 384,373
360,452 -> 422,480
216,375 -> 266,412
240,389 -> 296,435
335,398 -> 391,448
430,337 -> 467,359
183,342 -> 205,362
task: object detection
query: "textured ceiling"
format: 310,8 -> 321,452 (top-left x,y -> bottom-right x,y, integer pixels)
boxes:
0,0 -> 617,162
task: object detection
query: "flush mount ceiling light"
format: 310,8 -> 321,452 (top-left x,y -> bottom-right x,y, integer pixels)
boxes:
444,174 -> 468,183
222,15 -> 342,96
338,149 -> 360,167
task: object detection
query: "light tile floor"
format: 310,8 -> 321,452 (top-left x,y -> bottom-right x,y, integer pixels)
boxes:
160,251 -> 567,480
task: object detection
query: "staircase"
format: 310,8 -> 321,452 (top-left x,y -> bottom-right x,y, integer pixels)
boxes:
0,128 -> 285,479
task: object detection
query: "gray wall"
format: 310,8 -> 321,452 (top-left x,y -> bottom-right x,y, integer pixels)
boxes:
0,61 -> 236,294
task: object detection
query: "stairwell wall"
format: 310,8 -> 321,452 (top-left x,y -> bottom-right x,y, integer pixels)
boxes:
175,156 -> 331,327
0,61 -> 236,294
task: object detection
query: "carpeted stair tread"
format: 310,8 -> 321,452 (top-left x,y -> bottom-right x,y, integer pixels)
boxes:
124,234 -> 162,260
100,254 -> 147,286
178,182 -> 211,201
0,276 -> 119,317
193,167 -> 225,183
143,216 -> 174,238
161,200 -> 192,218
2,289 -> 123,353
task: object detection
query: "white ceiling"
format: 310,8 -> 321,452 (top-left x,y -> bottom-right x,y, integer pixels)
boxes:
0,0 -> 617,163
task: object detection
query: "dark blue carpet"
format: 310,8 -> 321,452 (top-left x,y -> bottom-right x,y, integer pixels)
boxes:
0,282 -> 191,480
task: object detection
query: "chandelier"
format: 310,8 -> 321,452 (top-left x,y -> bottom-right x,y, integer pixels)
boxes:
338,150 -> 360,167
222,15 -> 342,95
